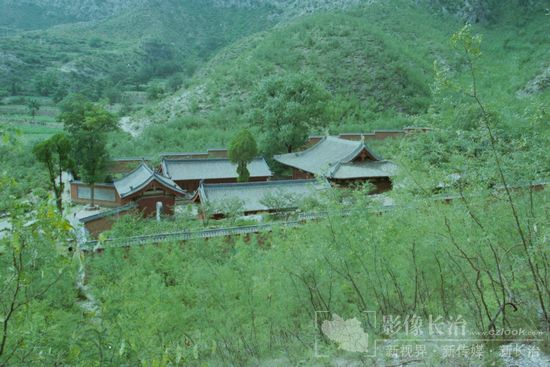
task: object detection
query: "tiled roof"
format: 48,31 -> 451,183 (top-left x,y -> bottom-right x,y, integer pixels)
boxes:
111,157 -> 151,162
79,203 -> 138,223
198,179 -> 331,213
331,161 -> 398,179
161,157 -> 273,181
114,163 -> 186,198
274,136 -> 388,177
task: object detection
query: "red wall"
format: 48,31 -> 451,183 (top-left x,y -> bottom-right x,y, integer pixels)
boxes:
84,208 -> 136,238
135,195 -> 176,217
292,169 -> 313,180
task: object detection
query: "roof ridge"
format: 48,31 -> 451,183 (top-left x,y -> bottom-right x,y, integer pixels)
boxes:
160,148 -> 227,155
340,143 -> 367,164
115,162 -> 186,198
152,171 -> 186,194
342,142 -> 384,163
162,157 -> 266,163
281,136 -> 329,158
113,161 -> 151,186
202,179 -> 319,189
328,161 -> 343,178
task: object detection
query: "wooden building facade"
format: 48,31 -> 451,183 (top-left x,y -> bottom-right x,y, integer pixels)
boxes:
71,163 -> 186,216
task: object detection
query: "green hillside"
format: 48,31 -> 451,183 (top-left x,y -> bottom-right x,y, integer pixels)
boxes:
111,1 -> 450,153
0,1 -> 278,97
0,0 -> 369,98
112,0 -> 548,158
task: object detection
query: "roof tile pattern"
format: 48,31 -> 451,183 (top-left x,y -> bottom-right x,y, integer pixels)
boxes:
331,161 -> 398,179
114,163 -> 185,198
274,136 -> 396,179
162,158 -> 272,181
199,179 -> 330,213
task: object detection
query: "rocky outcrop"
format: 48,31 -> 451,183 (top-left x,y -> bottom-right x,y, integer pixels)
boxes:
518,66 -> 550,96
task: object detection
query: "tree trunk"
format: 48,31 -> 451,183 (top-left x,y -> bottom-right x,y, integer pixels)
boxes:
55,188 -> 63,213
57,168 -> 64,213
90,183 -> 95,208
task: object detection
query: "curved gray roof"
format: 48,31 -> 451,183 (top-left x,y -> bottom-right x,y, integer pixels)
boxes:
161,157 -> 273,181
274,136 -> 384,177
114,163 -> 186,198
199,179 -> 331,213
331,161 -> 398,179
80,203 -> 138,223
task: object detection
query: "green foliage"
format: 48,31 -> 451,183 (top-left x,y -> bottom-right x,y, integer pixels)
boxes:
87,37 -> 102,48
250,73 -> 330,155
26,98 -> 40,120
59,94 -> 117,206
0,2 -> 549,365
167,73 -> 184,93
80,187 -> 549,365
228,129 -> 258,182
74,131 -> 110,207
0,1 -> 277,95
0,128 -> 52,211
146,84 -> 165,101
0,182 -> 77,365
60,94 -> 117,134
33,133 -> 74,212
34,72 -> 59,97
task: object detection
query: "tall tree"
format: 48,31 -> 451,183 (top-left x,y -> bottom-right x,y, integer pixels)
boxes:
33,133 -> 74,213
26,99 -> 40,122
249,74 -> 330,156
60,94 -> 117,135
74,131 -> 110,208
59,94 -> 118,208
228,129 -> 258,182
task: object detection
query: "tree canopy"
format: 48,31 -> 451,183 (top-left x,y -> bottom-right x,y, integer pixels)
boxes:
60,94 -> 118,135
33,133 -> 74,212
60,94 -> 118,207
249,74 -> 330,156
228,129 -> 258,182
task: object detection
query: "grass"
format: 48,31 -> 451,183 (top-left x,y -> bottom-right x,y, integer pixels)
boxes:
0,95 -> 62,142
0,122 -> 63,144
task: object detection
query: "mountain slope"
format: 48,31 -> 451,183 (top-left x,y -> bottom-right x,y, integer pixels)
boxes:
0,0 -> 151,33
0,0 -> 371,96
0,1 -> 278,95
111,0 -> 549,157
123,1 -> 454,132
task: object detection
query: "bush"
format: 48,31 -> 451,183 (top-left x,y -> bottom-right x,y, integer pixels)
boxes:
88,37 -> 102,48
167,74 -> 184,92
146,84 -> 165,101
